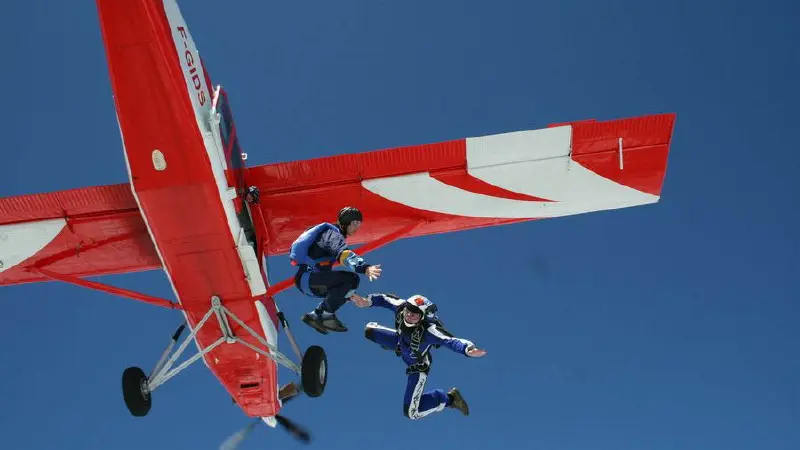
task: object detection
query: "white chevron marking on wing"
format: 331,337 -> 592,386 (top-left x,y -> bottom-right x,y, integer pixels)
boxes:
0,218 -> 67,273
361,160 -> 658,219
469,158 -> 658,205
363,124 -> 659,219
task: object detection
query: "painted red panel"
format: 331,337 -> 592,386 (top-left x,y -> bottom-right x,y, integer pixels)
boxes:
573,145 -> 671,197
246,114 -> 675,256
359,139 -> 466,179
0,185 -> 160,286
253,139 -> 466,194
95,0 -> 278,417
0,183 -> 138,225
0,183 -> 137,225
570,113 -> 675,196
571,113 -> 676,156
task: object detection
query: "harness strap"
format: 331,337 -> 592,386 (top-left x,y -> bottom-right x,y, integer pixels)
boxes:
293,269 -> 323,298
406,354 -> 432,375
291,259 -> 333,268
394,306 -> 433,374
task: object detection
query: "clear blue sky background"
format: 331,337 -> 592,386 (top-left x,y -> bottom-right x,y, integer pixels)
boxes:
1,0 -> 798,449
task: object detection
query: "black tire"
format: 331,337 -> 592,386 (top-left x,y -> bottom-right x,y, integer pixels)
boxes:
300,345 -> 327,398
122,366 -> 151,417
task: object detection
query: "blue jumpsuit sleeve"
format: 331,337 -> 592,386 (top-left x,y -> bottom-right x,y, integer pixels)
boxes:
365,294 -> 404,311
424,325 -> 475,356
316,229 -> 369,274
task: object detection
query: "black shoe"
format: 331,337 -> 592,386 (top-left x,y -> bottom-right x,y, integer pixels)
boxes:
302,312 -> 330,335
302,311 -> 348,333
447,388 -> 469,416
319,312 -> 348,332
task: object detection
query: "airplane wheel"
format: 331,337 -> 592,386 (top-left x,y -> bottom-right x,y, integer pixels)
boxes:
301,345 -> 327,398
122,366 -> 151,417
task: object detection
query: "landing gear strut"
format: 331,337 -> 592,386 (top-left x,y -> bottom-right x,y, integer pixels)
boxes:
122,323 -> 185,417
120,296 -> 325,417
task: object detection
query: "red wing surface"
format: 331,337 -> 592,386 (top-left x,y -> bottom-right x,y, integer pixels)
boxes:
0,113 -> 674,287
0,184 -> 160,286
246,113 -> 676,255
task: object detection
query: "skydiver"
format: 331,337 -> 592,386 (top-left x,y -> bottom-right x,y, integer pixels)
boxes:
289,206 -> 382,334
356,293 -> 487,419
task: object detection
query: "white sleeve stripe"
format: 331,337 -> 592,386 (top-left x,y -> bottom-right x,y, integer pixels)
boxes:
366,294 -> 405,307
427,325 -> 473,347
365,322 -> 396,333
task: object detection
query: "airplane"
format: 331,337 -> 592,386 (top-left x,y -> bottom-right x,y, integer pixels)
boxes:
0,0 -> 676,444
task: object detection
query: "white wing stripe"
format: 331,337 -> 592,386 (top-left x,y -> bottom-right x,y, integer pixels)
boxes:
0,219 -> 66,273
469,158 -> 657,204
466,125 -> 572,168
363,124 -> 659,218
362,161 -> 657,219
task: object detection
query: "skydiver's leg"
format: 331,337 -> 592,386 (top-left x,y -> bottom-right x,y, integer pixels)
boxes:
308,270 -> 360,313
402,370 -> 450,420
302,271 -> 360,332
364,322 -> 398,351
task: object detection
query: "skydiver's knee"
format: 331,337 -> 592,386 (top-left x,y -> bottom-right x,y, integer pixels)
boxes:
347,272 -> 360,288
364,323 -> 377,342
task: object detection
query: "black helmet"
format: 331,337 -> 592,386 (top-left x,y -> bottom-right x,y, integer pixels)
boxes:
337,206 -> 363,228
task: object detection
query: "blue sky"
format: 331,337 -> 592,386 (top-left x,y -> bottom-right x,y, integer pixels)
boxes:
1,0 -> 798,449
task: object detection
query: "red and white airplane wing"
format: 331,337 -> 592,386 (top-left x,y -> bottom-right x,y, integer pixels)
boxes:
247,113 -> 676,254
0,184 -> 157,286
0,114 -> 675,287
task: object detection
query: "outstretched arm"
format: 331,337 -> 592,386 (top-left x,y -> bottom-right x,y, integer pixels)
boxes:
318,229 -> 381,279
317,230 -> 370,274
361,293 -> 405,311
426,325 -> 487,357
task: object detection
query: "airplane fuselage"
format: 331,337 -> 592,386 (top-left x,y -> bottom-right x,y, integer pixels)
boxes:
95,0 -> 281,418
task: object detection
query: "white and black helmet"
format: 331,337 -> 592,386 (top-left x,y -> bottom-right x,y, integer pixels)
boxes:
403,295 -> 434,327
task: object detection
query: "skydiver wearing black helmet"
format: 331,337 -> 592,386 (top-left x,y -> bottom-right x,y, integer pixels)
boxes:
288,206 -> 382,334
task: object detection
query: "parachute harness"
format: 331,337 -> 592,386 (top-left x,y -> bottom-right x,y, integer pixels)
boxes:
382,293 -> 454,375
394,308 -> 432,374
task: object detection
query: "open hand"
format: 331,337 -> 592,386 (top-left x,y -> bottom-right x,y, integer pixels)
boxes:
466,346 -> 487,357
366,264 -> 382,281
349,294 -> 371,308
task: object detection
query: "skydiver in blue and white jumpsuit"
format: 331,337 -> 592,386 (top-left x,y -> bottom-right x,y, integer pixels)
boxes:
360,293 -> 487,419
